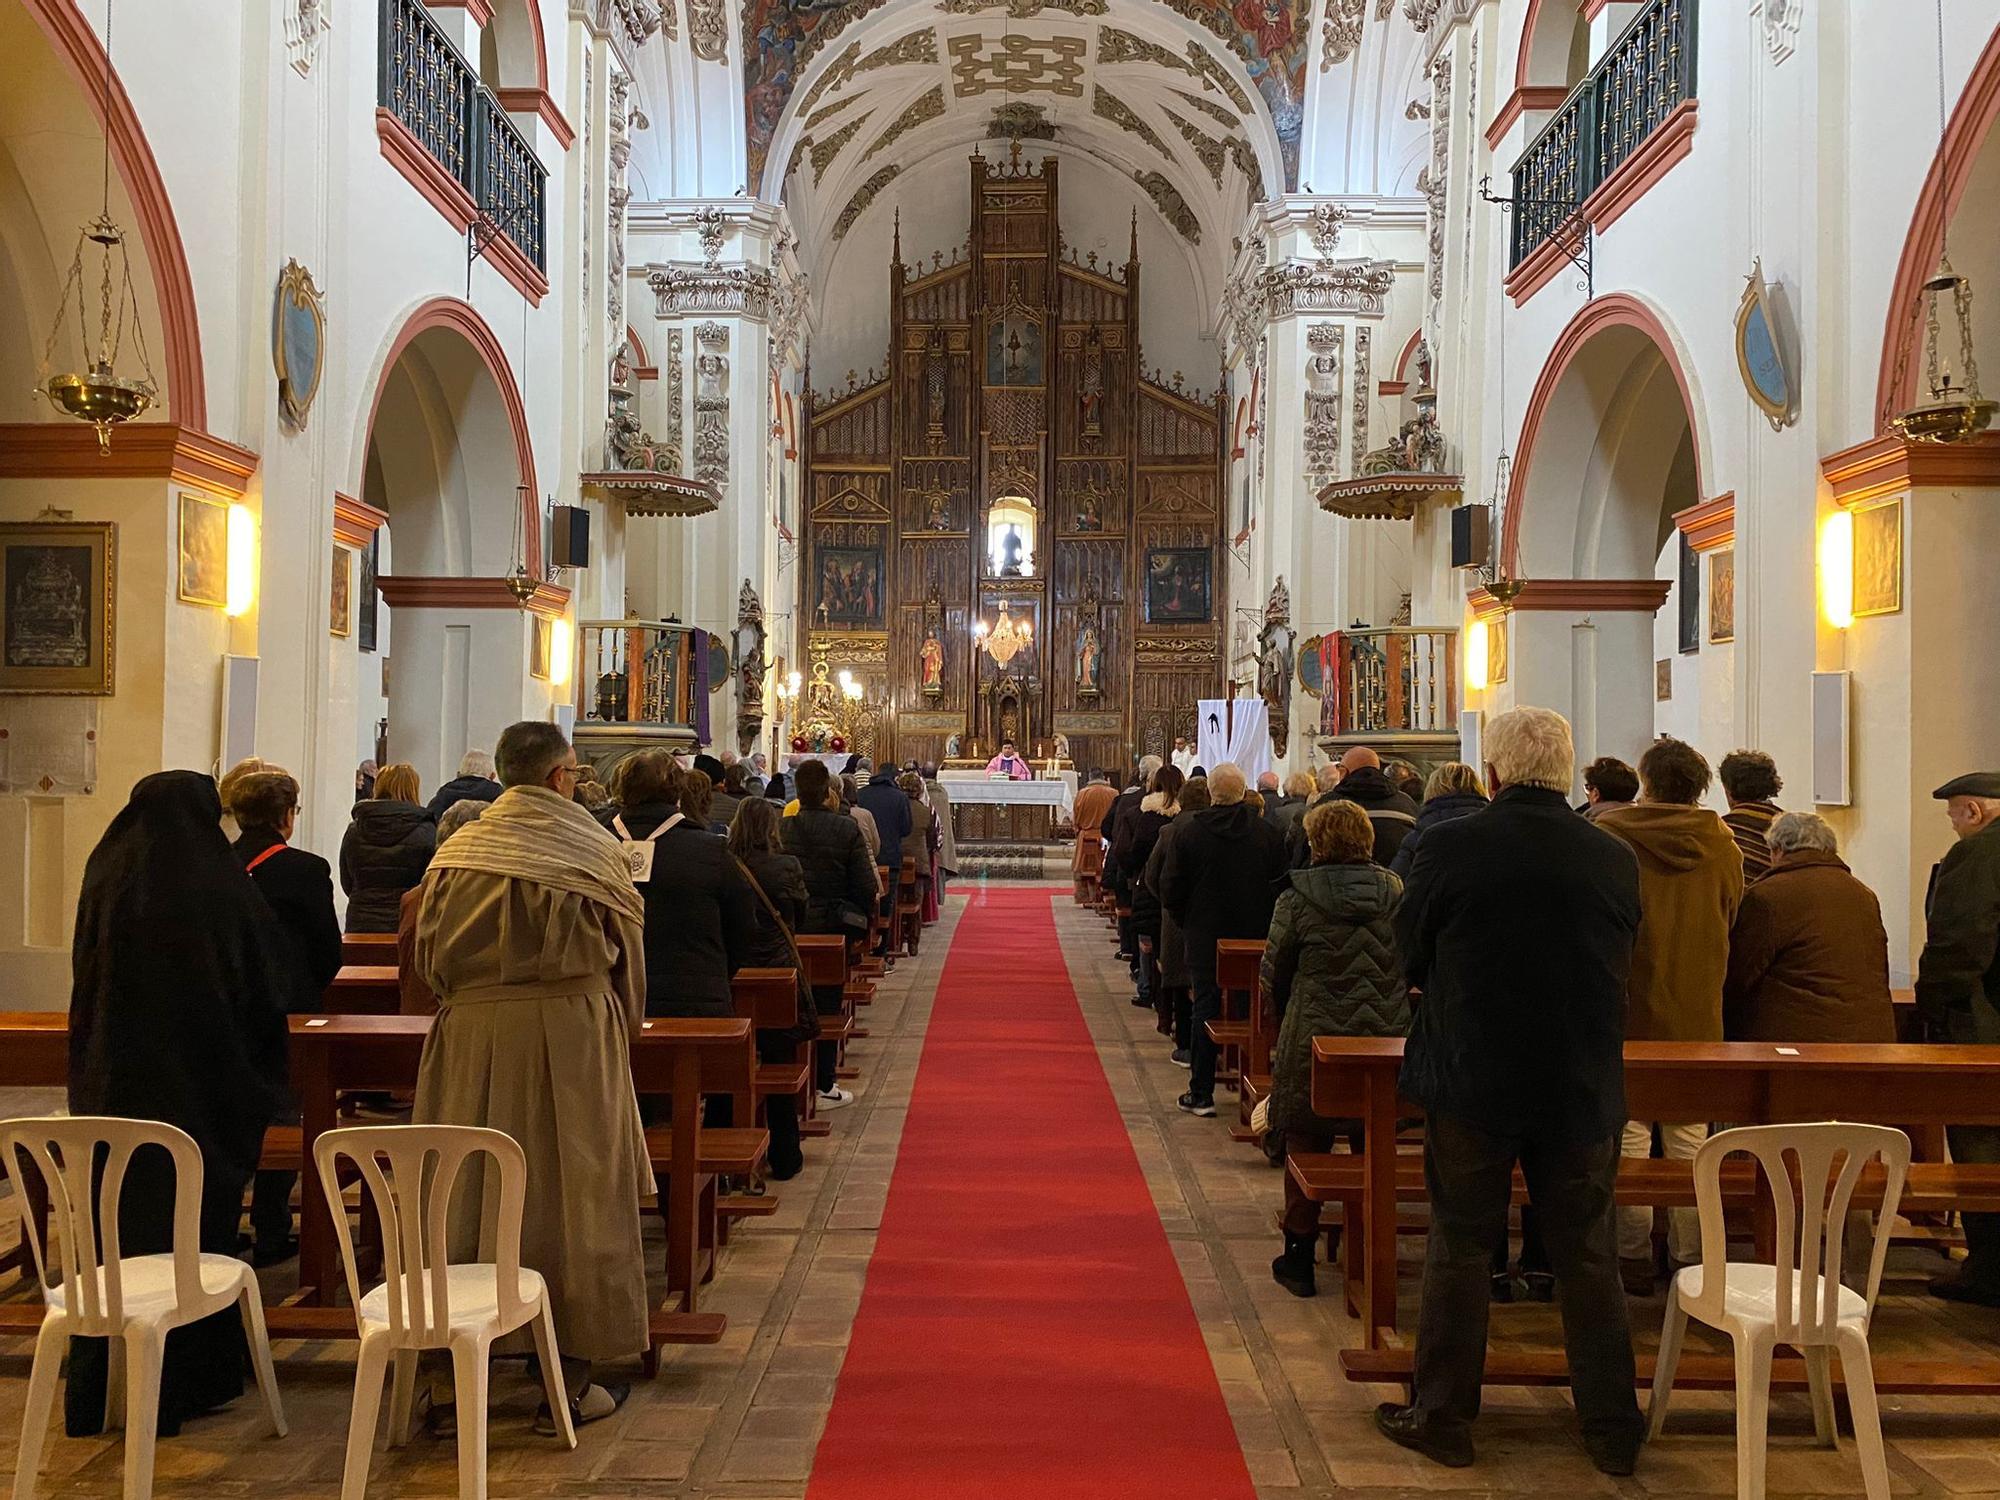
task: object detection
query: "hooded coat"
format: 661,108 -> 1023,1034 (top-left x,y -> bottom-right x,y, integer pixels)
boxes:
1159,801 -> 1289,990
1724,850 -> 1895,1043
1597,803 -> 1745,1042
1291,769 -> 1420,868
857,768 -> 913,874
339,799 -> 437,932
1263,861 -> 1409,1134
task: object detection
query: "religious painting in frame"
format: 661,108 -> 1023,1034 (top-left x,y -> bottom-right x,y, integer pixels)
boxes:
1143,548 -> 1212,624
329,546 -> 352,638
1655,658 -> 1673,703
357,532 -> 379,653
1707,548 -> 1735,644
814,545 -> 885,626
529,615 -> 551,681
1676,533 -> 1699,654
1488,615 -> 1509,684
177,492 -> 228,608
0,520 -> 116,696
1853,498 -> 1903,618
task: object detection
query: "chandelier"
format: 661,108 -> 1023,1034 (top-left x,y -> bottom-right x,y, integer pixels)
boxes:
36,0 -> 157,451
972,598 -> 1032,668
1893,0 -> 1995,444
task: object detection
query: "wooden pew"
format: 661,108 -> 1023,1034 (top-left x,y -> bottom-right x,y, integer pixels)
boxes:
733,966 -> 811,1147
322,964 -> 400,1014
1308,1035 -> 2000,1395
630,1016 -> 765,1354
795,933 -> 849,1136
895,855 -> 922,957
0,1014 -> 66,1287
339,932 -> 398,966
1214,940 -> 1270,1139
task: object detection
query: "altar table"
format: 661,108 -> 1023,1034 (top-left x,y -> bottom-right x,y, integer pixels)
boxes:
935,771 -> 1075,841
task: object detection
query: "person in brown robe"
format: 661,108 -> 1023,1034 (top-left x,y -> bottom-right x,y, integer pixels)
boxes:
411,721 -> 649,1431
1071,769 -> 1118,894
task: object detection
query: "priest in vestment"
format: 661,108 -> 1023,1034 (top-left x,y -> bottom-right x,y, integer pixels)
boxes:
985,738 -> 1033,780
413,720 -> 650,1428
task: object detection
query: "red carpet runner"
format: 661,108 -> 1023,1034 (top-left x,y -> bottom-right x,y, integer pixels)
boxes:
807,887 -> 1257,1499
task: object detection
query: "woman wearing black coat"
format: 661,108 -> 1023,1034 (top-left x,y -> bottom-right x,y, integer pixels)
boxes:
338,762 -> 435,932
1126,765 -> 1184,1024
604,750 -> 755,1017
1387,763 -> 1489,880
65,771 -> 291,1437
781,759 -> 876,1107
728,798 -> 820,1178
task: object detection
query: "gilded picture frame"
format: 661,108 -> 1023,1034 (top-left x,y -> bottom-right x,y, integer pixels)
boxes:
177,492 -> 228,608
329,546 -> 352,638
0,521 -> 117,696
1707,548 -> 1736,645
1853,498 -> 1903,618
274,258 -> 327,431
529,616 -> 552,681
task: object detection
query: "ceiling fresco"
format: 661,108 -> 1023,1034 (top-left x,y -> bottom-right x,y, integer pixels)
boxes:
742,0 -> 1309,195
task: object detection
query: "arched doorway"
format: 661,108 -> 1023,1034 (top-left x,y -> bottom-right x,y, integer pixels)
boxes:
1503,295 -> 1705,774
356,300 -> 540,798
1515,0 -> 1593,92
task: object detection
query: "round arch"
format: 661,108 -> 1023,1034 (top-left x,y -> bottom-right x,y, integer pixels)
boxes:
1873,24 -> 2000,432
1514,0 -> 1591,90
20,0 -> 204,428
479,0 -> 548,91
356,296 -> 541,574
1502,291 -> 1708,577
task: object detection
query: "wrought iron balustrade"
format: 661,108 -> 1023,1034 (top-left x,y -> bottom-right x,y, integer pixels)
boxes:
378,0 -> 547,273
1508,0 -> 1697,269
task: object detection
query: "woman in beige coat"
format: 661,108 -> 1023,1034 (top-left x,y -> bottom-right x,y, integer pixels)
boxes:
413,721 -> 650,1432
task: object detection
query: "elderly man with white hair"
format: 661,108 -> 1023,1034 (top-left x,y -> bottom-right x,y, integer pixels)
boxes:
1158,762 -> 1288,1116
425,746 -> 503,820
1379,706 -> 1644,1475
1918,771 -> 2000,1307
1724,811 -> 1894,1045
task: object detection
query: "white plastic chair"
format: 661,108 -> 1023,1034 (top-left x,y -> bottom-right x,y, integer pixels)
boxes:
314,1124 -> 575,1500
1646,1122 -> 1910,1500
2,1115 -> 286,1500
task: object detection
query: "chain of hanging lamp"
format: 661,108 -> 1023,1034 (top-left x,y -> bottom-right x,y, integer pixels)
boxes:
37,0 -> 159,452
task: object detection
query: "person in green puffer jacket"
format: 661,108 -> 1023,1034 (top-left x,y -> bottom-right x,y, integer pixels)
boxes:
1264,797 -> 1411,1298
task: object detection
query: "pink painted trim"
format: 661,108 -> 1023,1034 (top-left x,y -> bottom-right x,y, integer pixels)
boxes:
1392,328 -> 1424,384
1580,0 -> 1614,20
1504,230 -> 1575,306
1874,25 -> 2000,432
376,108 -> 477,231
0,421 -> 256,496
24,0 -> 205,430
1377,379 -> 1408,396
1515,0 -> 1584,88
1672,492 -> 1734,551
1578,99 -> 1697,234
1485,85 -> 1570,152
363,298 -> 543,575
1502,293 -> 1704,576
430,0 -> 497,26
624,324 -> 651,366
495,86 -> 574,151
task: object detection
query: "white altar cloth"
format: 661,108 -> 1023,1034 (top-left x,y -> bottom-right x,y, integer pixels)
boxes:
936,770 -> 1077,818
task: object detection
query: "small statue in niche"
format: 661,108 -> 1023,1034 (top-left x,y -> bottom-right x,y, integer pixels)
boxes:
1079,324 -> 1105,440
998,524 -> 1026,577
925,491 -> 951,531
1075,618 -> 1103,698
944,732 -> 962,759
919,625 -> 945,696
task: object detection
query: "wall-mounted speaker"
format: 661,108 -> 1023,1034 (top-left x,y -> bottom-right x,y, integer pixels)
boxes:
1812,671 -> 1851,806
550,505 -> 591,569
1450,504 -> 1490,570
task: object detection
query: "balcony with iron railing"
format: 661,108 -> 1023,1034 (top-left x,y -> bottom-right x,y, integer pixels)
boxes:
1508,0 -> 1698,284
376,0 -> 547,293
1306,628 -> 1460,760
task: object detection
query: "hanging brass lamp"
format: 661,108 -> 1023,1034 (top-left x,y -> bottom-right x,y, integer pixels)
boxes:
36,0 -> 157,452
1893,253 -> 1997,444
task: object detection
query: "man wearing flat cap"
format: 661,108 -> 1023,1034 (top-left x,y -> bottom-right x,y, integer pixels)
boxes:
1916,771 -> 2000,1307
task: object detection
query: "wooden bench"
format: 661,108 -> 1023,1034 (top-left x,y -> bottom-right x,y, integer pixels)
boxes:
1211,939 -> 1267,1119
322,964 -> 400,1014
796,934 -> 850,1134
733,966 -> 812,1140
339,932 -> 398,966
1310,1035 -> 2000,1394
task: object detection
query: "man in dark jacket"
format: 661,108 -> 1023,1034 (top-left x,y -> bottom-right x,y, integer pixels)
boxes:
1378,706 -> 1643,1476
1326,747 -> 1419,868
425,749 -> 503,821
1917,771 -> 2000,1307
228,769 -> 342,1266
783,759 -> 878,1107
1159,763 -> 1287,1116
857,763 -> 913,880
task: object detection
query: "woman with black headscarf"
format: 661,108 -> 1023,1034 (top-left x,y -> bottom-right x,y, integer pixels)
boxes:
65,770 -> 292,1437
